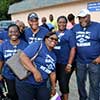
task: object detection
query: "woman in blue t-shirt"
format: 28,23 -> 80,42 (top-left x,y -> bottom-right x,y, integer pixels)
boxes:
0,24 -> 28,100
16,32 -> 58,100
54,16 -> 76,100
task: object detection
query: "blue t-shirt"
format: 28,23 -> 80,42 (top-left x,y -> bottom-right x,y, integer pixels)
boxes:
0,30 -> 9,42
0,40 -> 28,79
54,29 -> 76,64
24,26 -> 49,44
72,22 -> 100,64
23,41 -> 56,86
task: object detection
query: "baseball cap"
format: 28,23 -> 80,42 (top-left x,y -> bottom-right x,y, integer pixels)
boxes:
77,9 -> 90,17
28,12 -> 39,20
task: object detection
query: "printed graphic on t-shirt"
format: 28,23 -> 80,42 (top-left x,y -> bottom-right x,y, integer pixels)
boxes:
54,33 -> 64,50
58,33 -> 64,42
28,37 -> 42,44
40,54 -> 55,74
76,31 -> 91,47
4,49 -> 17,58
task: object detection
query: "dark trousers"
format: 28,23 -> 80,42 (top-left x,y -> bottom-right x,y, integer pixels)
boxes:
16,79 -> 50,100
5,78 -> 18,100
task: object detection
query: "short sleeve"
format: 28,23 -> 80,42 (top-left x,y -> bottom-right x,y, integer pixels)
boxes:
23,42 -> 41,59
0,44 -> 4,61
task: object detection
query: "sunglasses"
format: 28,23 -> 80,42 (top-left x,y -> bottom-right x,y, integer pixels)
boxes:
48,37 -> 58,42
9,31 -> 18,34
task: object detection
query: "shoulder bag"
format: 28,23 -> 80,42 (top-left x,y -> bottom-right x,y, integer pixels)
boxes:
6,42 -> 42,80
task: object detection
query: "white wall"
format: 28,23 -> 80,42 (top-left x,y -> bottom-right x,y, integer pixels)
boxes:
11,0 -> 100,26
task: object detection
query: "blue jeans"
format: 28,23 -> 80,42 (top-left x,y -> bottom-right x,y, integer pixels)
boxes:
76,62 -> 100,100
16,79 -> 50,100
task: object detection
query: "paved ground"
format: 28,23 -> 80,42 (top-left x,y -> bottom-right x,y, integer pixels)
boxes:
69,71 -> 79,100
56,71 -> 89,100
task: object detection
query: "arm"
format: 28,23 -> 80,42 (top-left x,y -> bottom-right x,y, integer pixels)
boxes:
0,61 -> 4,80
20,52 -> 43,82
65,47 -> 76,72
0,40 -> 3,43
50,72 -> 56,96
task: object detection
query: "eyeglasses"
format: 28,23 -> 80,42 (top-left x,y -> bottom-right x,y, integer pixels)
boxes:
48,37 -> 58,42
9,31 -> 18,34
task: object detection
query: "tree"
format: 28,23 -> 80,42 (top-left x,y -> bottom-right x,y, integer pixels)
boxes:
0,0 -> 22,21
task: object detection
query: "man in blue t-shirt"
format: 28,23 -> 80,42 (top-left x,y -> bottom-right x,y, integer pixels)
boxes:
24,12 -> 49,44
72,9 -> 100,100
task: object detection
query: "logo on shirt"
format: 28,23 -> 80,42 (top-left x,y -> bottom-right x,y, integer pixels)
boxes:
40,54 -> 55,74
58,33 -> 64,42
28,37 -> 42,44
54,33 -> 64,50
4,49 -> 17,58
76,31 -> 91,47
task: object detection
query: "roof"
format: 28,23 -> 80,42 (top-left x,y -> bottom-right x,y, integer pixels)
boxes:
8,0 -> 78,14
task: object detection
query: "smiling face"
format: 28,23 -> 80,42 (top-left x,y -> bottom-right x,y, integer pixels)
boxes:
57,17 -> 67,32
47,34 -> 58,47
78,15 -> 90,28
45,33 -> 58,51
8,25 -> 20,41
28,18 -> 39,30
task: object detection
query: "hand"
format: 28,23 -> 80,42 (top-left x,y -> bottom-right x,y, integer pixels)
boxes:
92,56 -> 100,64
33,68 -> 43,82
0,74 -> 3,81
51,88 -> 56,97
65,65 -> 72,73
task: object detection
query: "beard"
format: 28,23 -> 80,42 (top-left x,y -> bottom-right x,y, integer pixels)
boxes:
80,21 -> 88,28
80,20 -> 90,28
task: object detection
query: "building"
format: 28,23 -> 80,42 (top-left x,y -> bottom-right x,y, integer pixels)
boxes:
8,0 -> 100,26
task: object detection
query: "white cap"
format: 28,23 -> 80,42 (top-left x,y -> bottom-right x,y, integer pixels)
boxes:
77,9 -> 90,17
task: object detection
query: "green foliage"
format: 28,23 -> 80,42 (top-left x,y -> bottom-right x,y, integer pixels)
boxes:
0,0 -> 22,21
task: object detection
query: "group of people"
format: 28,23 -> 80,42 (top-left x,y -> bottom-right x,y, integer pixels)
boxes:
0,8 -> 99,100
